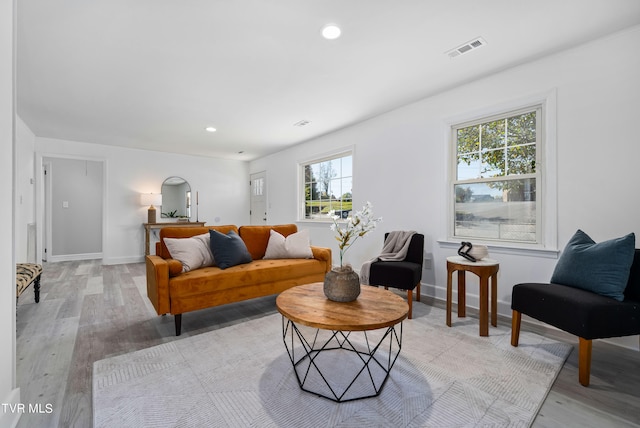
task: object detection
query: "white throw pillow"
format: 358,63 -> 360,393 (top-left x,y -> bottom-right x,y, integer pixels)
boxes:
164,233 -> 215,272
264,229 -> 313,259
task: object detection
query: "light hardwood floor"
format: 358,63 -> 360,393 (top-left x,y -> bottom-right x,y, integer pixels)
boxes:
15,260 -> 640,428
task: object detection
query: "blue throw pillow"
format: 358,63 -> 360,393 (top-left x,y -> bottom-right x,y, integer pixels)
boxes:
209,230 -> 252,269
550,229 -> 635,301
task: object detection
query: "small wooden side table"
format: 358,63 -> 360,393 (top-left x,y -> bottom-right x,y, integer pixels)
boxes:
446,255 -> 499,337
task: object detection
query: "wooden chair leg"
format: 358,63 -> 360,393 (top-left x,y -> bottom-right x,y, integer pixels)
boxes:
579,337 -> 592,387
407,289 -> 413,319
416,282 -> 421,302
511,310 -> 521,347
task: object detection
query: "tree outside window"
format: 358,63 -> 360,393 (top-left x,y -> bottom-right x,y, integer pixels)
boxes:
302,153 -> 353,220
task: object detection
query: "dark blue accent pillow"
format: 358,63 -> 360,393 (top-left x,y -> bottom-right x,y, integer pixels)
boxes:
209,230 -> 252,269
550,229 -> 635,301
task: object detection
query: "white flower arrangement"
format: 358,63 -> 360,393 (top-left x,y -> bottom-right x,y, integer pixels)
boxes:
330,201 -> 382,267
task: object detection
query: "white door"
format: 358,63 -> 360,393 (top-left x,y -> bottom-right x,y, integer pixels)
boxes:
250,171 -> 267,225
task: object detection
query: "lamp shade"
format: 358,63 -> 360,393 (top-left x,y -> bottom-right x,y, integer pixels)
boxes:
140,193 -> 162,207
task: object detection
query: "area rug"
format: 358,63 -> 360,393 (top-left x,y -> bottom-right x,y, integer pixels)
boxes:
93,302 -> 571,427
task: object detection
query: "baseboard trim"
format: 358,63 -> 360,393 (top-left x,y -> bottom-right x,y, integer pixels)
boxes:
48,253 -> 102,263
102,256 -> 145,265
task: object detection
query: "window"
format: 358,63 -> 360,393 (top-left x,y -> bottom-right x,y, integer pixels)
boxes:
300,151 -> 353,221
252,177 -> 264,196
451,106 -> 542,244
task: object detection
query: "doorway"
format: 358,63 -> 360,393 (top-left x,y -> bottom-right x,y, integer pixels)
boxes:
42,156 -> 104,262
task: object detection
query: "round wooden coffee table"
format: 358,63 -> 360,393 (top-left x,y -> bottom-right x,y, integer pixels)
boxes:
276,282 -> 408,402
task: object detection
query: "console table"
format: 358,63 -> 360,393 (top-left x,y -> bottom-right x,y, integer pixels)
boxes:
143,222 -> 205,255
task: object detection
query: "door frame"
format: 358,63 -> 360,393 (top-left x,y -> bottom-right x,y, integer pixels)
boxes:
36,152 -> 107,263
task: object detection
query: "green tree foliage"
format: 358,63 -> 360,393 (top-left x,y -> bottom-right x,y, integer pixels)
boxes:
456,186 -> 473,203
304,165 -> 316,200
456,111 -> 537,201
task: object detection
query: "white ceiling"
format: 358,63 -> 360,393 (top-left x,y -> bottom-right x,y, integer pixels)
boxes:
16,1 -> 640,161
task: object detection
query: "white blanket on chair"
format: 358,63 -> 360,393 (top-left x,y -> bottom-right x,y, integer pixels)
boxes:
360,230 -> 416,285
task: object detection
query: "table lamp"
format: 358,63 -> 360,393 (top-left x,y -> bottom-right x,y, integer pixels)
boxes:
140,193 -> 162,224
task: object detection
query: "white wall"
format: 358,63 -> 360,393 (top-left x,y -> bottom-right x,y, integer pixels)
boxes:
15,116 -> 35,263
33,137 -> 250,264
2,1 -> 20,426
251,26 -> 640,349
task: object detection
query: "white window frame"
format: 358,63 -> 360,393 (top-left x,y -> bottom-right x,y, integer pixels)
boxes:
298,148 -> 354,222
443,91 -> 558,257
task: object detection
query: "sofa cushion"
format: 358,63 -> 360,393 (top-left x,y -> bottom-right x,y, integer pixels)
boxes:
158,225 -> 238,259
550,229 -> 635,301
264,229 -> 313,259
239,224 -> 298,260
209,230 -> 252,269
168,258 -> 327,299
164,233 -> 215,273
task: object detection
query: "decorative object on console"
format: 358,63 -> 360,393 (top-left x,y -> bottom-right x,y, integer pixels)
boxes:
325,202 -> 382,302
140,193 -> 162,224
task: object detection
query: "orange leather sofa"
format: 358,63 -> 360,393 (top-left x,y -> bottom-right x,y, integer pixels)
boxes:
146,224 -> 332,335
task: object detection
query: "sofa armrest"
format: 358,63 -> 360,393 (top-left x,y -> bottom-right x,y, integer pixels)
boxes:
146,255 -> 171,315
311,246 -> 332,272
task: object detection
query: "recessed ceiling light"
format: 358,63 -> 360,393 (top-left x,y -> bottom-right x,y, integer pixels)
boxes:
205,126 -> 217,132
321,24 -> 341,40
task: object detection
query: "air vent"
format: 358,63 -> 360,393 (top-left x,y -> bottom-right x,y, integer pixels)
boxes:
446,37 -> 487,58
293,119 -> 311,127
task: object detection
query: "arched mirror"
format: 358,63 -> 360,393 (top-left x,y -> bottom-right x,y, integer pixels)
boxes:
161,176 -> 191,219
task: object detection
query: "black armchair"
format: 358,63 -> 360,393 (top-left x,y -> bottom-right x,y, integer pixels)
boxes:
369,233 -> 424,319
511,249 -> 640,386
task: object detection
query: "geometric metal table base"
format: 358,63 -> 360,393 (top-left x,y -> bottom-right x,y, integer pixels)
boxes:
281,317 -> 403,402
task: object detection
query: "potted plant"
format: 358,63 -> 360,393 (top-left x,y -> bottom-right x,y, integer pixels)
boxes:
324,201 -> 382,302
